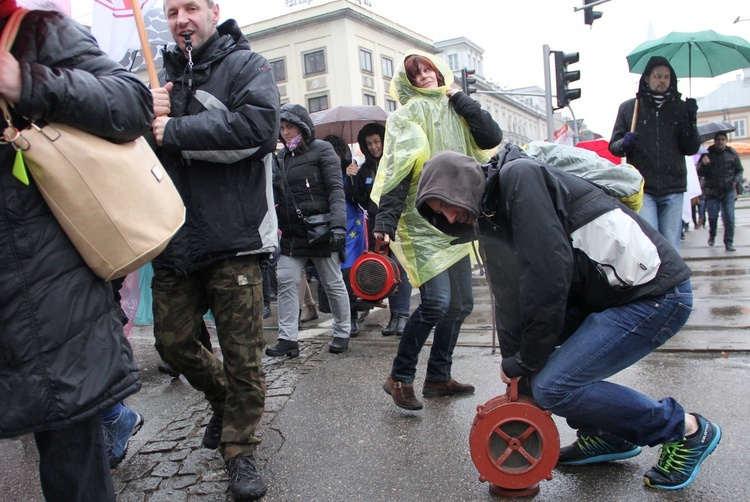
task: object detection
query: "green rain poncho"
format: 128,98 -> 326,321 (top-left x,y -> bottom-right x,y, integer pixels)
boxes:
371,51 -> 492,287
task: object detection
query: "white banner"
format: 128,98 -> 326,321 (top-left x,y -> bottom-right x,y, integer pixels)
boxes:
92,0 -> 159,62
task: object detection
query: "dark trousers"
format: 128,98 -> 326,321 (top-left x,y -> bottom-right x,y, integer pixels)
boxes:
34,414 -> 114,502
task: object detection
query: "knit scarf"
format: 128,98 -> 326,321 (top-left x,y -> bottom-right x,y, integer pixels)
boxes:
286,134 -> 303,152
643,88 -> 671,109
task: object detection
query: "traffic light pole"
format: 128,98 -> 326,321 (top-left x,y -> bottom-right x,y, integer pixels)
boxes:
543,44 -> 555,141
474,45 -> 563,142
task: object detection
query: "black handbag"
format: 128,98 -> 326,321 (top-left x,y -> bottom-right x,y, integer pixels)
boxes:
301,212 -> 332,245
282,160 -> 332,245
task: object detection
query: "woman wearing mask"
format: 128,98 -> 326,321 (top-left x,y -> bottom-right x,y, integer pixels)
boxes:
267,104 -> 351,357
372,51 -> 502,410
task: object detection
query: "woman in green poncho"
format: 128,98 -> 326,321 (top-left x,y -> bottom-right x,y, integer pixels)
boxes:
373,51 -> 502,410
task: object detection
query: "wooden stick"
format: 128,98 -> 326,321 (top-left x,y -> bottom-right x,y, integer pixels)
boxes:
130,0 -> 159,89
630,98 -> 639,133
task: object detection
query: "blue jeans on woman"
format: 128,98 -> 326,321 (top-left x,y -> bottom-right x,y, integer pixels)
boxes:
530,280 -> 693,447
639,193 -> 684,251
391,255 -> 473,384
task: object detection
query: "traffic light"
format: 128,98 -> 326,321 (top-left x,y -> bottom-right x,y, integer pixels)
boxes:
461,68 -> 477,95
584,0 -> 603,26
554,51 -> 581,109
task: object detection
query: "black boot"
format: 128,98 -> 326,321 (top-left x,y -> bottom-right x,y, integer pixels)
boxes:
382,314 -> 399,336
265,339 -> 300,358
329,336 -> 349,354
158,361 -> 180,378
225,455 -> 267,501
394,313 -> 409,336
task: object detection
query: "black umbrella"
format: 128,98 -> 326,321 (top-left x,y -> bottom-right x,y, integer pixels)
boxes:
698,121 -> 736,143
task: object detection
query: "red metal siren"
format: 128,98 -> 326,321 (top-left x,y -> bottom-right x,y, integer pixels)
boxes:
350,236 -> 401,303
469,377 -> 560,497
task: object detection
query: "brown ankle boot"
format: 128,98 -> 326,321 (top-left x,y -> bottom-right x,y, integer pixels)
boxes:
422,378 -> 475,398
383,375 -> 423,410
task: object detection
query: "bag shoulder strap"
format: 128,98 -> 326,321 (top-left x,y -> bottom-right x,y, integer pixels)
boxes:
1,9 -> 29,51
280,155 -> 305,220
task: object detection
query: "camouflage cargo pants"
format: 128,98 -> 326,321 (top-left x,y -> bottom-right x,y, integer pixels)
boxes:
152,255 -> 265,460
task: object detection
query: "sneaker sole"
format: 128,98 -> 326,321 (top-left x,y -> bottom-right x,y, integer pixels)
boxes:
109,413 -> 144,469
643,425 -> 722,490
557,446 -> 642,466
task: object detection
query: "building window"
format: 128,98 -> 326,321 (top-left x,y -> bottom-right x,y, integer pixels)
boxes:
359,48 -> 373,73
303,49 -> 326,76
385,98 -> 397,113
447,53 -> 458,71
269,58 -> 286,83
732,119 -> 746,138
364,93 -> 376,106
307,95 -> 329,113
381,56 -> 394,79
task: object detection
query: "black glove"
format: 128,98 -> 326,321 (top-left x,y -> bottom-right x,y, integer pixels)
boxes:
331,229 -> 346,263
622,132 -> 639,152
685,98 -> 698,122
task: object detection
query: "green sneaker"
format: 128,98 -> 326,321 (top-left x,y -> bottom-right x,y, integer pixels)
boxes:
557,433 -> 642,465
643,413 -> 721,490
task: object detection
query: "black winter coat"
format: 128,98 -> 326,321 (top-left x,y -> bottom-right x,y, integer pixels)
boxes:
275,141 -> 347,257
480,147 -> 691,377
699,145 -> 744,198
415,146 -> 692,378
0,10 -> 150,437
153,20 -> 280,274
274,103 -> 346,257
609,57 -> 700,197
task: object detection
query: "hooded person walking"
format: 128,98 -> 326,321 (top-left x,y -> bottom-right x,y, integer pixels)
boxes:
609,56 -> 701,250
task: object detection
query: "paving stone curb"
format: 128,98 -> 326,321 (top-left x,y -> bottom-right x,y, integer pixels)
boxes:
114,340 -> 330,501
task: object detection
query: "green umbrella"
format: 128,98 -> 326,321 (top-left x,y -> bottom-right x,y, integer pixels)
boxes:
626,30 -> 750,94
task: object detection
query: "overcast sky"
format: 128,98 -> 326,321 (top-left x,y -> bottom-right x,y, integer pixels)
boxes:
70,0 -> 750,138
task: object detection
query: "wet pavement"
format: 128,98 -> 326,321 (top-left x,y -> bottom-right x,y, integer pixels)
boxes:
2,198 -> 749,501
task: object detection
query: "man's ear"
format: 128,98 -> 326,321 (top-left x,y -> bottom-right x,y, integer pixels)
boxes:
213,4 -> 220,26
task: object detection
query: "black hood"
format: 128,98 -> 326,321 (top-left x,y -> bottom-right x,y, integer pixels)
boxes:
356,122 -> 385,166
279,103 -> 315,144
637,56 -> 680,99
416,150 -> 486,238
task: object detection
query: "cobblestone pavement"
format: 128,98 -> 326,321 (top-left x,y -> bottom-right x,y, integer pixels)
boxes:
114,340 -> 331,502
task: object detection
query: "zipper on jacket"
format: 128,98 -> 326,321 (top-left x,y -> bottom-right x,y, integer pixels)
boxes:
655,110 -> 660,173
305,178 -> 314,201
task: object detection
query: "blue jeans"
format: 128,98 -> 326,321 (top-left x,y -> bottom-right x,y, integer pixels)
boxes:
391,255 -> 473,383
388,254 -> 412,315
639,193 -> 684,250
531,281 -> 693,447
706,189 -> 736,245
34,413 -> 115,501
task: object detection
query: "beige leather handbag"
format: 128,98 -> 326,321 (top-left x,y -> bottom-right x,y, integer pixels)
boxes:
1,9 -> 185,280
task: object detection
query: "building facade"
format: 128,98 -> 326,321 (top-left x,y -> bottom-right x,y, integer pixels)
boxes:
243,0 -> 565,145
